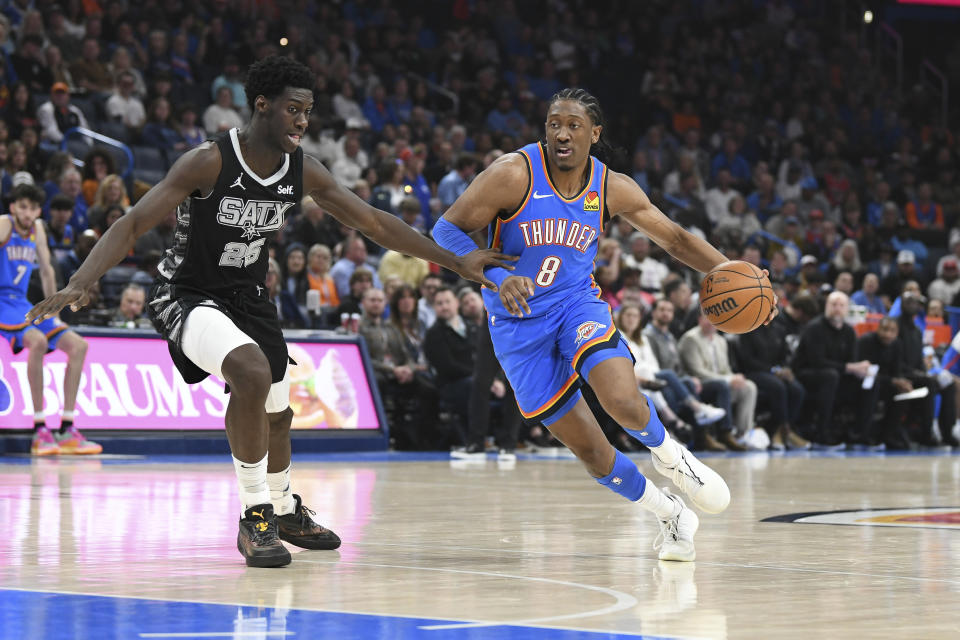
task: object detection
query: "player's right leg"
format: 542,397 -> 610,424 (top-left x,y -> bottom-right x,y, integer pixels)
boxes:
544,397 -> 698,561
181,306 -> 290,567
19,328 -> 58,456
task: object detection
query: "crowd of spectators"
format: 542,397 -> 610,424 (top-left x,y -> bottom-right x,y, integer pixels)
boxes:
6,0 -> 960,451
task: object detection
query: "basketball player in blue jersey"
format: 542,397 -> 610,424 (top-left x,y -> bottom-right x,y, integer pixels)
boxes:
435,88 -> 775,561
0,184 -> 100,456
28,57 -> 514,568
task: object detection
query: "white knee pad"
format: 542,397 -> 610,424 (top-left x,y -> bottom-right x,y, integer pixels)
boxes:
181,306 -> 256,379
265,371 -> 290,414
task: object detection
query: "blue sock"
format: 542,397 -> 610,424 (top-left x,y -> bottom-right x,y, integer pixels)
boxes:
623,394 -> 666,448
596,449 -> 647,501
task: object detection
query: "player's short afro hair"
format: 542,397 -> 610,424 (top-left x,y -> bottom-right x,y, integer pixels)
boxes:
244,55 -> 316,113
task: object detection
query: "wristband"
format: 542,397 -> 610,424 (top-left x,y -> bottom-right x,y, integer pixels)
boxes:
484,266 -> 510,289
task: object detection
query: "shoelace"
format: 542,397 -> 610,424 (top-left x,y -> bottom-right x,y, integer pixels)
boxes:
251,519 -> 280,544
653,517 -> 680,551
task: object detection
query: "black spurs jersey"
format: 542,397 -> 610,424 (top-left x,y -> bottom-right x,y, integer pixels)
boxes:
157,128 -> 303,293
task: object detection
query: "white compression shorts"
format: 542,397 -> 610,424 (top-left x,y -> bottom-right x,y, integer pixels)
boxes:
180,305 -> 290,413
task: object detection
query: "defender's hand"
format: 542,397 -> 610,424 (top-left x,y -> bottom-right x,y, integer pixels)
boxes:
25,284 -> 92,324
454,249 -> 517,291
499,275 -> 534,317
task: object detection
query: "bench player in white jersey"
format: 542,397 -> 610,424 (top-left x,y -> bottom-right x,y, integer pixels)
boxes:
0,183 -> 98,455
28,56 -> 515,567
435,88 -> 775,561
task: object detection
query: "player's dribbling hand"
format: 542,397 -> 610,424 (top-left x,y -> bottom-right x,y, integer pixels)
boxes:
455,249 -> 518,292
25,284 -> 91,324
760,269 -> 779,325
499,275 -> 534,317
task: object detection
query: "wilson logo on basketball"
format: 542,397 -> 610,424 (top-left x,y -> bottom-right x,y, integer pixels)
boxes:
703,297 -> 739,318
575,321 -> 606,346
583,190 -> 600,211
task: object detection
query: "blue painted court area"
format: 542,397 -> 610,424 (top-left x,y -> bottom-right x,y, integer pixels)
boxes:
0,589 -> 663,640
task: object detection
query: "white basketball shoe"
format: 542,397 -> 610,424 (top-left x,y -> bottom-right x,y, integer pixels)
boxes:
651,441 -> 730,514
654,489 -> 699,562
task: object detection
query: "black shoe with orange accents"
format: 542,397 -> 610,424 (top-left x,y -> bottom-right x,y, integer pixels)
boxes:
237,503 -> 292,567
276,495 -> 342,550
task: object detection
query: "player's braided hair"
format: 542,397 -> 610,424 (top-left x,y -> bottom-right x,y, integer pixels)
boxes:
548,88 -> 627,171
245,55 -> 316,113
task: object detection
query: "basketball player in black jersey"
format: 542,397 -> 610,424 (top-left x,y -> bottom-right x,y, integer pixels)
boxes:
27,57 -> 515,568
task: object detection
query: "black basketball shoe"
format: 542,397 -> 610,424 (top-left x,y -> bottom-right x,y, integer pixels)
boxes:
276,495 -> 342,550
237,503 -> 292,567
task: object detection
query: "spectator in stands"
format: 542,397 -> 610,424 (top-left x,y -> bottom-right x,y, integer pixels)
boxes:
141,97 -> 186,151
49,166 -> 87,232
92,203 -> 124,238
110,283 -> 151,328
378,235 -> 430,290
905,182 -> 944,230
710,137 -> 751,188
4,82 -> 37,139
890,221 -> 928,267
59,229 -> 96,282
175,103 -> 205,148
746,172 -> 783,223
704,168 -> 740,227
305,243 -> 338,321
69,37 -> 112,94
390,284 -> 429,366
370,159 -> 406,213
715,194 -> 761,244
855,317 -> 919,449
360,286 -> 437,450
108,47 -> 146,98
80,148 -> 115,206
281,243 -> 310,321
105,70 -> 146,131
10,34 -> 52,94
923,258 -> 959,307
332,82 -> 368,128
210,55 -> 247,116
663,279 -> 695,338
417,272 -> 443,329
896,291 -> 957,447
678,313 -> 754,450
881,250 -> 920,303
265,257 -> 301,328
45,193 -> 75,262
4,139 -> 25,183
423,286 -> 478,446
623,232 -> 669,293
457,288 -> 484,327
362,84 -> 397,133
826,239 -> 864,284
202,85 -> 243,133
643,298 -> 733,450
88,174 -> 130,220
793,291 -> 880,447
851,273 -> 885,314
330,235 -> 383,298
437,153 -> 478,209
331,135 -> 366,188
334,267 -> 374,319
37,81 -> 87,144
133,208 -> 175,256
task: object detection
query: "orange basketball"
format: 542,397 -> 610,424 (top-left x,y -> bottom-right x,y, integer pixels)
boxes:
699,261 -> 774,334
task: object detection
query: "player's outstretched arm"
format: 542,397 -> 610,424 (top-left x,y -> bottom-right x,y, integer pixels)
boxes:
606,171 -> 726,274
304,154 -> 516,290
26,144 -> 221,323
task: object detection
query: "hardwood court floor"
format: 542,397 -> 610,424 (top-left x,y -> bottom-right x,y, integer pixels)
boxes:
1,450 -> 959,639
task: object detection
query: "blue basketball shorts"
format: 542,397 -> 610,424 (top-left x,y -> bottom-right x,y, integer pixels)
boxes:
0,294 -> 69,353
488,294 -> 633,425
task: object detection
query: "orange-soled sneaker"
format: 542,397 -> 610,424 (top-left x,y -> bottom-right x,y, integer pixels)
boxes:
55,427 -> 102,455
31,428 -> 60,456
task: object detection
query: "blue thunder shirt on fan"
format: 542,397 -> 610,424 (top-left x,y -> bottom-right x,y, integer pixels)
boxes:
482,141 -> 608,321
0,217 -> 37,299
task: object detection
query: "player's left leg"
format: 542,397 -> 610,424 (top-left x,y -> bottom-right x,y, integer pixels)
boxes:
265,399 -> 341,551
50,330 -> 101,455
544,397 -> 698,561
19,327 -> 57,456
585,356 -> 730,514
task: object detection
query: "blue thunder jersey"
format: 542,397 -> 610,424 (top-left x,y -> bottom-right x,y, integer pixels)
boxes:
0,216 -> 38,298
482,142 -> 608,320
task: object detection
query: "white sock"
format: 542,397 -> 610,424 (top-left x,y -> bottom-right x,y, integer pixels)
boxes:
267,464 -> 296,515
651,435 -> 681,466
638,484 -> 681,520
233,452 -> 271,514
62,410 -> 75,421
